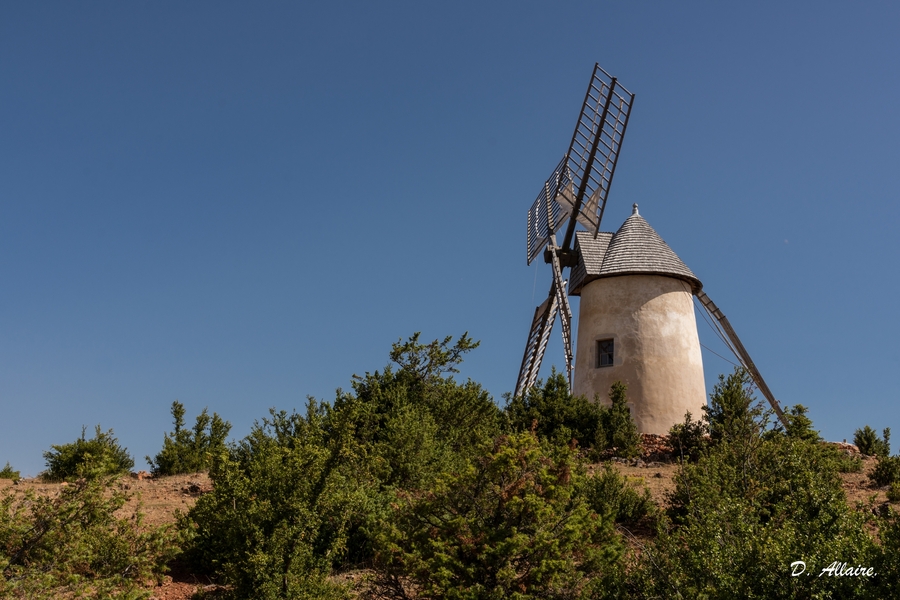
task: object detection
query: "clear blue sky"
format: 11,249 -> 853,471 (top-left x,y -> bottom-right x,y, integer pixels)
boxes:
2,2 -> 898,476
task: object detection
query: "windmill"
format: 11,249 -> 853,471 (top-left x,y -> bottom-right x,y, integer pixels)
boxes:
514,64 -> 788,431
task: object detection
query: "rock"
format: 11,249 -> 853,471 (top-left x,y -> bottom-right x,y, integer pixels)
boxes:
639,433 -> 676,462
825,441 -> 861,455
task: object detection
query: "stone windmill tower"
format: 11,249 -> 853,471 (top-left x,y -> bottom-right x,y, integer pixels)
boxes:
515,64 -> 787,434
567,204 -> 705,434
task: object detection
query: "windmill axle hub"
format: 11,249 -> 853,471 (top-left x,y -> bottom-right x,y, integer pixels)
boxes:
543,248 -> 579,268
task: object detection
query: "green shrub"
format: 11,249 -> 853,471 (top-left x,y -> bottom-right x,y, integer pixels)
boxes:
824,446 -> 863,473
503,368 -> 603,447
0,476 -> 181,598
181,333 -> 499,599
888,482 -> 900,503
783,404 -> 820,442
146,401 -> 231,476
866,510 -> 900,598
0,462 -> 19,480
344,333 -> 501,491
600,381 -> 641,458
854,425 -> 891,457
638,418 -> 875,598
372,431 -> 622,599
504,375 -> 639,458
668,411 -> 708,463
839,454 -> 864,473
338,333 -> 503,564
704,367 -> 766,445
582,464 -> 655,528
871,454 -> 900,487
42,425 -> 134,481
183,402 -> 364,600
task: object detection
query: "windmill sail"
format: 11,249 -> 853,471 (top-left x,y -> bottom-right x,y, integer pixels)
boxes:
515,288 -> 559,398
557,65 -> 634,248
525,66 -> 634,264
526,157 -> 572,265
696,290 -> 789,428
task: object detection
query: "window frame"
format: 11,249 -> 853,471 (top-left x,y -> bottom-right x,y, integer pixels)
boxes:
596,338 -> 615,368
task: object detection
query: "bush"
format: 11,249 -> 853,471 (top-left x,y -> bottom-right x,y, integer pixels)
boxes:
783,404 -> 820,442
703,367 -> 766,445
867,510 -> 900,598
183,333 -> 500,599
871,454 -> 900,487
854,425 -> 891,457
600,381 -> 641,458
824,446 -> 863,473
0,476 -> 181,598
888,482 -> 900,503
42,425 -> 134,481
183,402 -> 365,600
372,431 -> 622,599
637,417 -> 875,598
147,401 -> 231,476
582,464 -> 655,528
668,411 -> 708,463
504,376 -> 639,458
0,462 -> 19,480
344,333 -> 501,491
504,368 -> 603,447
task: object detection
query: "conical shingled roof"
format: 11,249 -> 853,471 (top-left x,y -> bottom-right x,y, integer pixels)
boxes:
568,205 -> 701,295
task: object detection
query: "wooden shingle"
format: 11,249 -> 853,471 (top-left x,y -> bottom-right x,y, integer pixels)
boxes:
568,207 -> 701,295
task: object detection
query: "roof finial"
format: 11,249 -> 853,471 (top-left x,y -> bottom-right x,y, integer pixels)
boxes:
632,203 -> 639,215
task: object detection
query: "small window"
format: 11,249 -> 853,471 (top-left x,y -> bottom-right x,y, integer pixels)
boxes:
597,339 -> 614,367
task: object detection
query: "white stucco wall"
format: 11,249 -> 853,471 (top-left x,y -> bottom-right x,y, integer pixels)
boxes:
573,274 -> 707,435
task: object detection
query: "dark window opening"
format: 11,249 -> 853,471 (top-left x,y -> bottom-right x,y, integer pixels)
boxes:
597,339 -> 614,367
